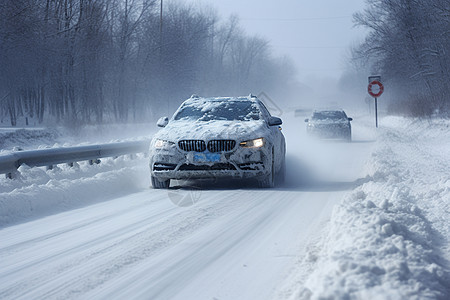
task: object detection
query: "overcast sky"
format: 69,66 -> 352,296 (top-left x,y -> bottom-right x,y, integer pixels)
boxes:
185,0 -> 368,83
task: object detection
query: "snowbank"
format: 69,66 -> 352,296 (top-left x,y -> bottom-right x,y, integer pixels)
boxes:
0,124 -> 156,227
293,117 -> 450,299
0,156 -> 149,228
0,123 -> 154,152
0,128 -> 60,152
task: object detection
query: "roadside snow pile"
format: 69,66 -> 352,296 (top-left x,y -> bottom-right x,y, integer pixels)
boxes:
0,155 -> 149,228
0,128 -> 60,151
0,123 -> 156,228
0,123 -> 154,152
295,117 -> 450,299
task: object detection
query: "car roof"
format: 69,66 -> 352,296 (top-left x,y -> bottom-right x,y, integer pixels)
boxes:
183,94 -> 259,104
313,108 -> 345,113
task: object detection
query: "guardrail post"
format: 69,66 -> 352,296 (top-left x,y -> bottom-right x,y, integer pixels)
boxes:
89,159 -> 101,165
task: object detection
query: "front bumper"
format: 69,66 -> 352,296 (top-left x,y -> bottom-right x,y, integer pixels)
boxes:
307,125 -> 350,139
149,144 -> 271,180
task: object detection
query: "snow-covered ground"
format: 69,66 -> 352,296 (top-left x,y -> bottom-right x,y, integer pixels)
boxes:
0,123 -> 154,226
282,117 -> 450,299
0,114 -> 449,299
0,123 -> 153,152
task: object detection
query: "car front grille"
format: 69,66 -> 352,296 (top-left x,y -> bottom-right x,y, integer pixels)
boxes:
178,140 -> 206,152
207,140 -> 236,152
153,163 -> 177,171
178,139 -> 236,152
238,162 -> 264,171
178,163 -> 236,171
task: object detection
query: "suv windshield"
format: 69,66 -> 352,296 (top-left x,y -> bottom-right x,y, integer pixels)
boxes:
312,111 -> 347,120
174,101 -> 261,121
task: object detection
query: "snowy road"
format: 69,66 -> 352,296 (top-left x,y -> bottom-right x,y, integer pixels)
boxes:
0,114 -> 377,299
0,187 -> 341,299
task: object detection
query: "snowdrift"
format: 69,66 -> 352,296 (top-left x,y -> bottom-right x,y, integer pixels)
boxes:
292,117 -> 450,299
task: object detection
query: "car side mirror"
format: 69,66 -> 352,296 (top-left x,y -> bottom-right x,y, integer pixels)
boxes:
268,116 -> 282,126
304,118 -> 309,122
348,118 -> 353,121
157,116 -> 169,127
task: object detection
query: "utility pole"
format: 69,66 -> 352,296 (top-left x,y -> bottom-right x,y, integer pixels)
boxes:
159,0 -> 163,59
159,0 -> 169,115
159,0 -> 163,40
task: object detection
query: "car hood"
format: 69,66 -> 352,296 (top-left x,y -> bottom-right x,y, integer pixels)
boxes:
153,119 -> 269,142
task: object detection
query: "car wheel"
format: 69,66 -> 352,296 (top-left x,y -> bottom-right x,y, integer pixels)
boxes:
258,149 -> 275,188
151,176 -> 170,189
346,130 -> 352,142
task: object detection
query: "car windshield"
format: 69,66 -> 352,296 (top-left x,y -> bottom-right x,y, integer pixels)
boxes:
174,101 -> 261,121
312,111 -> 347,120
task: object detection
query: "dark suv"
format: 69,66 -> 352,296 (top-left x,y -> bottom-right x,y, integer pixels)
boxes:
305,109 -> 353,142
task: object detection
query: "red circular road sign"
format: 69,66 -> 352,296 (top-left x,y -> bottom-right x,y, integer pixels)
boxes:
368,80 -> 384,97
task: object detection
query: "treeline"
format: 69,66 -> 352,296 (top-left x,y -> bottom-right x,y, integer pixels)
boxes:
0,0 -> 295,126
353,0 -> 449,117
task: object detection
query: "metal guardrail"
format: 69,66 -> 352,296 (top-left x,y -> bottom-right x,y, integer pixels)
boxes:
0,140 -> 150,178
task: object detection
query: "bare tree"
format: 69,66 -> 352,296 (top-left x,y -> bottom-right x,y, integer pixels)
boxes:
353,0 -> 450,116
0,0 -> 298,126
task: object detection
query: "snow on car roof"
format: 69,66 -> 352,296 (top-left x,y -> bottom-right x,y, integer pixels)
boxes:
184,95 -> 258,103
174,95 -> 261,122
312,108 -> 345,113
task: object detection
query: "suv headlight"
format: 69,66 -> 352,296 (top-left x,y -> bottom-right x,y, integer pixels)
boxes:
240,137 -> 264,148
154,139 -> 175,149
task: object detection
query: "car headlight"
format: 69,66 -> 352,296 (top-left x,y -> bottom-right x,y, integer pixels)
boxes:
240,137 -> 264,148
154,139 -> 175,149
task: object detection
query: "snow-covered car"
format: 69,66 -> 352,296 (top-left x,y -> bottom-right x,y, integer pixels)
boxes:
304,109 -> 353,141
149,95 -> 286,188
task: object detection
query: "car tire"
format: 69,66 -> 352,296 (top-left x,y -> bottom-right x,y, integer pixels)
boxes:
258,149 -> 275,188
151,176 -> 170,189
346,130 -> 352,142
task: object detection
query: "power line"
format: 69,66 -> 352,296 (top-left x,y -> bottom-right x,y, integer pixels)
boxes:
272,46 -> 347,49
241,15 -> 352,22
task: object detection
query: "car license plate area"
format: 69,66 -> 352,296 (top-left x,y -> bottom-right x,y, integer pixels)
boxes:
193,152 -> 221,163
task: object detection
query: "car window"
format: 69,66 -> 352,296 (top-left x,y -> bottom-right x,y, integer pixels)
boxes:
312,111 -> 347,120
257,101 -> 273,121
174,101 -> 261,121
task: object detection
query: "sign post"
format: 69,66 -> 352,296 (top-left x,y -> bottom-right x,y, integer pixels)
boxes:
368,76 -> 384,128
